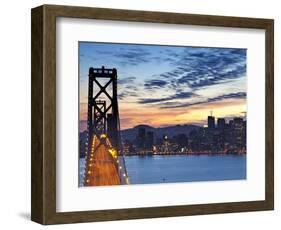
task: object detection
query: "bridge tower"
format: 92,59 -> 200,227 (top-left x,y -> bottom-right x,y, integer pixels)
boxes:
87,66 -> 120,154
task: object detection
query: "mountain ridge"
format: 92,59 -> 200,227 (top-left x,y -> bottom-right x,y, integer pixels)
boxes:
121,124 -> 201,142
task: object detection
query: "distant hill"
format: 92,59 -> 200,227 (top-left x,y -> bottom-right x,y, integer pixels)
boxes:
121,124 -> 201,142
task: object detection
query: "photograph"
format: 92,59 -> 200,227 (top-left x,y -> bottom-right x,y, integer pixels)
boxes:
78,42 -> 247,187
30,4 -> 274,224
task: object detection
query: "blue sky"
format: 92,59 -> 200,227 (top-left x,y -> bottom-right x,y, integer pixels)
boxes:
79,42 -> 246,130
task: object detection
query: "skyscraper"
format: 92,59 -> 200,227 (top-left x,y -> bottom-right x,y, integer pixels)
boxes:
208,116 -> 215,129
217,118 -> 226,130
233,117 -> 244,148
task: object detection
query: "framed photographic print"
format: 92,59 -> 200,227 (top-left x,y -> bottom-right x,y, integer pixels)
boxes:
31,4 -> 274,225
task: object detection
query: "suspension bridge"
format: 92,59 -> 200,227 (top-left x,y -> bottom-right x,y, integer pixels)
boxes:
83,66 -> 129,186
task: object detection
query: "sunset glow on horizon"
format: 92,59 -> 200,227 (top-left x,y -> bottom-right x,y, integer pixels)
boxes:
79,42 -> 246,131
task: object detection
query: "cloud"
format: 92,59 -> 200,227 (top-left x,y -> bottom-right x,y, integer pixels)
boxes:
138,91 -> 195,104
135,47 -> 246,108
144,79 -> 168,89
81,43 -> 154,66
81,43 -> 247,111
118,90 -> 139,100
155,47 -> 246,90
208,92 -> 246,102
113,47 -> 152,66
117,75 -> 141,101
137,47 -> 246,107
118,76 -> 136,85
161,92 -> 246,109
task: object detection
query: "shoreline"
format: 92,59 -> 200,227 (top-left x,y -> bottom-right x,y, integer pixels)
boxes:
79,153 -> 246,159
123,153 -> 246,156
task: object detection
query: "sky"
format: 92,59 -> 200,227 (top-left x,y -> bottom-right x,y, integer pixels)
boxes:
79,42 -> 246,131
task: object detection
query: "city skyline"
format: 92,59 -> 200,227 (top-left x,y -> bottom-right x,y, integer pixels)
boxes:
79,113 -> 247,158
123,114 -> 246,156
79,42 -> 247,131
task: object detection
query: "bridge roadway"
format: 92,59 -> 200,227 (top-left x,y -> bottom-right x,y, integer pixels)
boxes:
84,135 -> 123,186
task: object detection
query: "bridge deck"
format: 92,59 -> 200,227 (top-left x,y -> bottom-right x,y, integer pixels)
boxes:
84,136 -> 121,186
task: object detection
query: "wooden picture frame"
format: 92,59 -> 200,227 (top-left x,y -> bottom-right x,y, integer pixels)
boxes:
31,4 -> 274,225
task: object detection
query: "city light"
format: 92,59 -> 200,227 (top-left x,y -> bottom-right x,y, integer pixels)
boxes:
108,148 -> 117,158
121,115 -> 246,156
100,134 -> 107,138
